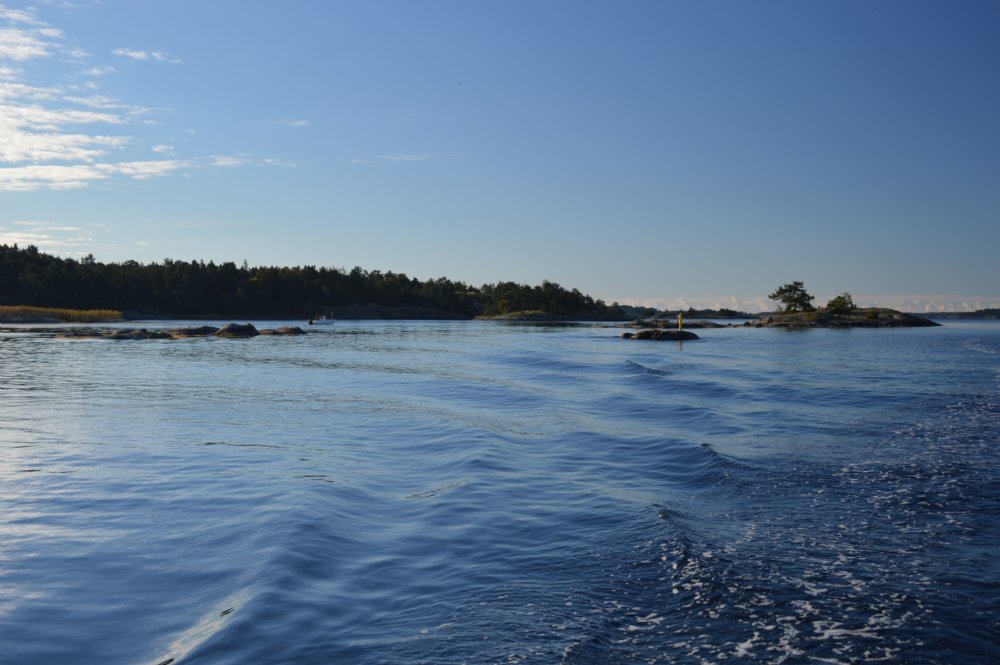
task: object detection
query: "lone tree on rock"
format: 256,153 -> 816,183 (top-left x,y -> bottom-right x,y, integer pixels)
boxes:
824,292 -> 856,313
769,281 -> 815,313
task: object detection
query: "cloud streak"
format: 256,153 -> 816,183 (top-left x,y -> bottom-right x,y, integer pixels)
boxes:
112,47 -> 181,64
0,127 -> 128,164
0,221 -> 89,247
0,7 -> 37,24
84,65 -> 116,76
0,163 -> 144,191
0,155 -> 288,191
0,219 -> 109,255
0,27 -> 51,60
349,153 -> 432,164
208,154 -> 248,167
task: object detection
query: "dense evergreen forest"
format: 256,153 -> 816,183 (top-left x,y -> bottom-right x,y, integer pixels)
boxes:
0,244 -> 625,320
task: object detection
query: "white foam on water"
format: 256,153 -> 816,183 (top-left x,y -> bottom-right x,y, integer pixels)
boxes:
145,588 -> 254,665
812,620 -> 880,641
733,631 -> 760,657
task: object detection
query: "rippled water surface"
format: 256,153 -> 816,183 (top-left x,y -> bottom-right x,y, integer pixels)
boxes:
2,320 -> 998,664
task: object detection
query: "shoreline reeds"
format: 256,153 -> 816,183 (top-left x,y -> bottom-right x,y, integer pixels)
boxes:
0,306 -> 123,323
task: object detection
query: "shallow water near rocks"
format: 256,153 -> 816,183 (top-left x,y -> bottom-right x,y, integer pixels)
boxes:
1,320 -> 998,664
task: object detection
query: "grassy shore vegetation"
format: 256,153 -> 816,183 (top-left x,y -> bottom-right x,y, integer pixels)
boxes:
0,305 -> 123,322
0,244 -> 625,320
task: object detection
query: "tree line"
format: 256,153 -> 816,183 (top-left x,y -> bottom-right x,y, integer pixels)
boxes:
0,244 -> 623,319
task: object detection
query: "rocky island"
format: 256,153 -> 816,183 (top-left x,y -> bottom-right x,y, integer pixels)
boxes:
57,323 -> 306,340
618,284 -> 941,337
622,328 -> 700,341
749,307 -> 939,328
744,282 -> 941,328
755,284 -> 939,328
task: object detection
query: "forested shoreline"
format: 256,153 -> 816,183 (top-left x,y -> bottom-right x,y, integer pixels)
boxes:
0,244 -> 625,320
919,309 -> 1000,320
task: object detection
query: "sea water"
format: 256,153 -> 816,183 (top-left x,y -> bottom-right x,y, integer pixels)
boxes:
1,320 -> 997,664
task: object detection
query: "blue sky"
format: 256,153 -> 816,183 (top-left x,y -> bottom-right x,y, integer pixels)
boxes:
1,0 -> 997,311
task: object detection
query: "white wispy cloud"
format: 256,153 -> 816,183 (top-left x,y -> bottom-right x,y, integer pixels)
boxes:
208,154 -> 248,167
0,229 -> 87,247
277,119 -> 310,127
0,6 -> 282,194
62,93 -> 149,114
112,47 -> 181,64
349,153 -> 432,164
0,154 -> 290,191
0,10 -> 135,174
13,221 -> 82,231
0,80 -> 60,101
83,65 -> 117,76
98,159 -> 189,179
208,153 -> 295,168
379,153 -> 430,162
0,6 -> 38,24
0,99 -> 129,164
2,102 -> 122,129
151,51 -> 179,63
0,164 -> 109,190
0,125 -> 128,163
0,26 -> 52,60
0,159 -> 192,191
0,219 -> 103,254
111,47 -> 148,60
854,295 -> 1000,313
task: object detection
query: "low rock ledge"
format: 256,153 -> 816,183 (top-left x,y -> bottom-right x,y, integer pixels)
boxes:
623,329 -> 700,341
57,322 -> 307,340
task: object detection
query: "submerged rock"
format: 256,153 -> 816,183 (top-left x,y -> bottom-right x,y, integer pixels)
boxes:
170,325 -> 220,337
259,326 -> 306,335
214,323 -> 260,338
105,328 -> 174,340
623,329 -> 699,341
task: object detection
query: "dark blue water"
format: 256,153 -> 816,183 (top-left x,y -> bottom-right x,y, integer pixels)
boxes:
1,321 -> 998,664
